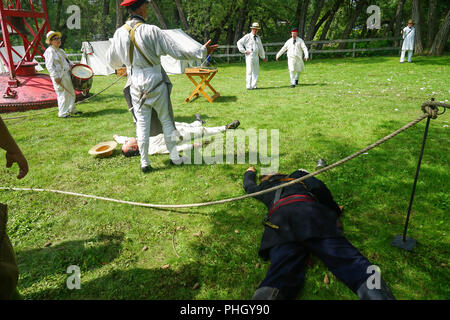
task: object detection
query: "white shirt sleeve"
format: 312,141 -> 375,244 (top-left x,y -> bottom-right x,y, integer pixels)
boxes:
44,48 -> 62,79
237,34 -> 247,54
276,41 -> 288,60
258,37 -> 266,60
300,39 -> 309,59
106,29 -> 127,70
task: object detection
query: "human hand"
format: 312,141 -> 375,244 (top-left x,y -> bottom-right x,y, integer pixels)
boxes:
55,78 -> 62,85
245,51 -> 251,55
6,151 -> 28,179
246,166 -> 256,173
304,57 -> 308,61
204,39 -> 219,55
263,58 -> 267,62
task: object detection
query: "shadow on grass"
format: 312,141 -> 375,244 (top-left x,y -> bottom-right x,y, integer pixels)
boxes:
80,108 -> 129,118
17,233 -> 124,292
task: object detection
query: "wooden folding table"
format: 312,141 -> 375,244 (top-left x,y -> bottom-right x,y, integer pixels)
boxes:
185,67 -> 220,103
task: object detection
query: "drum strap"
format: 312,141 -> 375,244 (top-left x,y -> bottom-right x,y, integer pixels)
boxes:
123,23 -> 154,67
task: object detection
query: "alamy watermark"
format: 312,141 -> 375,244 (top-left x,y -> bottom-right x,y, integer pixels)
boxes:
174,129 -> 279,175
367,5 -> 381,30
66,265 -> 81,290
366,265 -> 381,290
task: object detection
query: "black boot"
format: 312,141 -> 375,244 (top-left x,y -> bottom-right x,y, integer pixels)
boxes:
356,277 -> 395,300
141,165 -> 153,173
226,120 -> 240,130
252,287 -> 285,300
195,113 -> 205,124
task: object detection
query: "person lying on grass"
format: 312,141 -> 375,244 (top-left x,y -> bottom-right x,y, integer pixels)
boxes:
243,166 -> 395,300
115,114 -> 240,157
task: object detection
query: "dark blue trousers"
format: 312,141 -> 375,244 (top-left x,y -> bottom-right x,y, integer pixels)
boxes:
259,237 -> 372,299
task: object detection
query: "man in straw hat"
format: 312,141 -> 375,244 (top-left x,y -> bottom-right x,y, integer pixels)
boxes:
243,166 -> 395,300
44,31 -> 81,118
106,0 -> 218,173
276,28 -> 309,88
237,22 -> 267,90
400,19 -> 415,63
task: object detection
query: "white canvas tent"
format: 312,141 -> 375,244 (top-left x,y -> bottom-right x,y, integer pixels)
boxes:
0,46 -> 44,73
80,29 -> 202,76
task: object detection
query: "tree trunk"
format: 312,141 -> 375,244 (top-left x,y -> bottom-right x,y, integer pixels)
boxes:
212,0 -> 236,44
174,0 -> 189,31
338,0 -> 367,49
296,0 -> 310,39
102,0 -> 110,40
149,0 -> 168,29
232,0 -> 249,53
429,9 -> 450,55
55,0 -> 64,29
305,0 -> 325,41
391,0 -> 406,46
412,0 -> 424,54
316,0 -> 344,50
426,0 -> 438,48
116,0 -> 124,29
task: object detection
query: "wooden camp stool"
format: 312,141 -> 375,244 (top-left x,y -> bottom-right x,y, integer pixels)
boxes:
185,67 -> 220,103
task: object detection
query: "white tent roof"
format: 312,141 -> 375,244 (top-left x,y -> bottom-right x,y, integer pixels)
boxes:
80,29 -> 202,76
0,46 -> 44,73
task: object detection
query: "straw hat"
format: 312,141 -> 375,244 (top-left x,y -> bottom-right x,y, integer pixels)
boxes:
88,141 -> 117,158
408,19 -> 414,25
45,31 -> 61,44
250,22 -> 261,30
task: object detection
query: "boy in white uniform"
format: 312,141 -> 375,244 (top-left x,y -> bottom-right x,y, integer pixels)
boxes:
237,22 -> 267,90
400,19 -> 415,63
43,31 -> 81,118
276,28 -> 309,88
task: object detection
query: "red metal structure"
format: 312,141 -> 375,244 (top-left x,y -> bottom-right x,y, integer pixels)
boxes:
0,0 -> 81,113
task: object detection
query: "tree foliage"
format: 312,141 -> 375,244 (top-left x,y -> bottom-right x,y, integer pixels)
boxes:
45,0 -> 449,55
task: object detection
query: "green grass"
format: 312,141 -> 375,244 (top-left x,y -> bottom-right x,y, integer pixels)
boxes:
1,54 -> 449,300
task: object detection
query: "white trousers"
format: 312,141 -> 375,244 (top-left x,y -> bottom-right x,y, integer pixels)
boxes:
289,71 -> 299,85
246,54 -> 260,89
52,72 -> 76,117
400,50 -> 413,63
131,83 -> 179,167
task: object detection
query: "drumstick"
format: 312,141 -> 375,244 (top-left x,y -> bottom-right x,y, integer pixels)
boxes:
58,82 -> 76,97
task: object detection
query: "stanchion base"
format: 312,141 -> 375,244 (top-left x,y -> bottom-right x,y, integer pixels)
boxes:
392,235 -> 417,251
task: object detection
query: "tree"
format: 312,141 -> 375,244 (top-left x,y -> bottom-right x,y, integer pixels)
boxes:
296,0 -> 310,39
149,0 -> 168,29
412,0 -> 424,54
426,0 -> 438,49
429,9 -> 450,55
232,0 -> 250,53
102,0 -> 110,40
338,0 -> 367,49
174,0 -> 189,31
116,0 -> 124,29
305,0 -> 325,41
316,0 -> 344,50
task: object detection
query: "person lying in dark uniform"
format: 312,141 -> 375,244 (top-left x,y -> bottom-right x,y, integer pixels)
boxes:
243,166 -> 395,300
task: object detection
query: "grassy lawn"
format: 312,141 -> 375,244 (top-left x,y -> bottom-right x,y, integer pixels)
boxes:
0,54 -> 449,300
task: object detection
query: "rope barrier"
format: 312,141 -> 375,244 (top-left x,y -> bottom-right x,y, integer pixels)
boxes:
2,74 -> 126,121
1,104 -> 444,210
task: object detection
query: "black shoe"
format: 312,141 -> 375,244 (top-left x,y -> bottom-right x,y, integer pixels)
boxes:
195,113 -> 205,124
141,165 -> 153,173
356,277 -> 395,300
291,85 -> 295,88
170,156 -> 187,166
61,115 -> 71,118
226,120 -> 240,130
295,80 -> 298,85
73,111 -> 83,115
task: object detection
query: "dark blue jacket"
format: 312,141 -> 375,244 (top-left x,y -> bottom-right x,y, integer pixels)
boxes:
243,170 -> 344,260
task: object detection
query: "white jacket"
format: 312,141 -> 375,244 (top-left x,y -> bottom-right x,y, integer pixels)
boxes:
107,20 -> 206,95
401,26 -> 415,51
43,46 -> 72,79
237,33 -> 266,59
276,37 -> 309,72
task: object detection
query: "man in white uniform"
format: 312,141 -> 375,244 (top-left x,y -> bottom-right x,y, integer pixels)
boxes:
44,31 -> 81,118
115,116 -> 240,156
400,19 -> 415,63
276,28 -> 309,88
106,0 -> 218,173
237,22 -> 267,90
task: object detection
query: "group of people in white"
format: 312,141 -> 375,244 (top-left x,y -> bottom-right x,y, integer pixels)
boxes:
42,0 -> 417,172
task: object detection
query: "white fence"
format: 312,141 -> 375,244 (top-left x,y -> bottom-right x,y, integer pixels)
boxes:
33,37 -> 401,67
